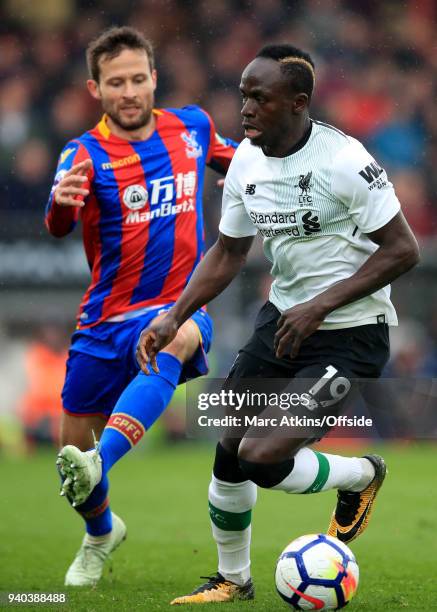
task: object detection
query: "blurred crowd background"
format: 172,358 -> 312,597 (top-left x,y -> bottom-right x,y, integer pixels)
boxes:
1,0 -> 436,451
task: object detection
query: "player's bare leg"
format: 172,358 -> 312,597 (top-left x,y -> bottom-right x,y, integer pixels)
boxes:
60,413 -> 107,450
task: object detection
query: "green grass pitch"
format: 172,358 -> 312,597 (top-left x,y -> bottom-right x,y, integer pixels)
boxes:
1,442 -> 435,611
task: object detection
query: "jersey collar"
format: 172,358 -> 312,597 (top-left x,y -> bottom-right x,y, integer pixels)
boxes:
283,119 -> 313,156
95,110 -> 162,141
262,119 -> 313,159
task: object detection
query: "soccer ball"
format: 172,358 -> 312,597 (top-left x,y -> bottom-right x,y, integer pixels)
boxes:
275,534 -> 359,610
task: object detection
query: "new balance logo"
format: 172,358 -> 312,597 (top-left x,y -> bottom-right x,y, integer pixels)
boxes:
245,184 -> 256,195
302,211 -> 321,235
359,161 -> 383,184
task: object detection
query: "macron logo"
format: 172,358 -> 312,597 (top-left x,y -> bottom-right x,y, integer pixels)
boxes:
101,153 -> 140,171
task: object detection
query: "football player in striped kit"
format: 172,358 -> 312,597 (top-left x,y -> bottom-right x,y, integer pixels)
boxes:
46,26 -> 237,586
137,44 -> 419,604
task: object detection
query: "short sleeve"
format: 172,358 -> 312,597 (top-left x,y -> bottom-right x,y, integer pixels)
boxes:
218,149 -> 257,238
331,139 -> 400,234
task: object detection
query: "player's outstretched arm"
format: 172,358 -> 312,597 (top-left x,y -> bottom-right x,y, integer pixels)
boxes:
275,212 -> 419,359
136,232 -> 254,374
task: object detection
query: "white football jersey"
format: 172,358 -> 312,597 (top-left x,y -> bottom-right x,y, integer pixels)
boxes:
219,120 -> 400,329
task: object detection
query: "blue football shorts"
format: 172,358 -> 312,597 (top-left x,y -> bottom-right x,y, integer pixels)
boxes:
62,305 -> 213,418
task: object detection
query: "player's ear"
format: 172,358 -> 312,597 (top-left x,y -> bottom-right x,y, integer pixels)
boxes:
292,93 -> 309,115
87,79 -> 102,101
151,69 -> 158,92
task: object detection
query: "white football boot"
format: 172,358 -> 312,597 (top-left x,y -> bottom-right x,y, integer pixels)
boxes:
65,513 -> 127,586
57,444 -> 102,506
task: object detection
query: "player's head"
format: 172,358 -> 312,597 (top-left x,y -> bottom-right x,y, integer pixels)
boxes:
240,44 -> 315,150
86,26 -> 157,131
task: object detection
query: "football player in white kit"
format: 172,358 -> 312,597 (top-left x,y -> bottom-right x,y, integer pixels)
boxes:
137,44 -> 419,605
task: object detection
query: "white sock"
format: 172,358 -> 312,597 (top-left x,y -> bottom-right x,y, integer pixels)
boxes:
208,475 -> 257,586
347,457 -> 375,492
272,448 -> 375,494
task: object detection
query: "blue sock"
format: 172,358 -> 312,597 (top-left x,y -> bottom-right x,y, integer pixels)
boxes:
58,468 -> 113,536
98,352 -> 182,475
77,473 -> 113,536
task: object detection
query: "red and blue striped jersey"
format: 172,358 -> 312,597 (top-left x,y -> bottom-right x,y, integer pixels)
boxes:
45,105 -> 237,328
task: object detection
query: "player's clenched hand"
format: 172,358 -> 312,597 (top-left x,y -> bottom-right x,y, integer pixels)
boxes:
274,301 -> 326,359
54,159 -> 92,207
136,315 -> 179,375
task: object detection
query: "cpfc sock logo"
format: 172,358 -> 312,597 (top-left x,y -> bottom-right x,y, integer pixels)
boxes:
106,413 -> 145,446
